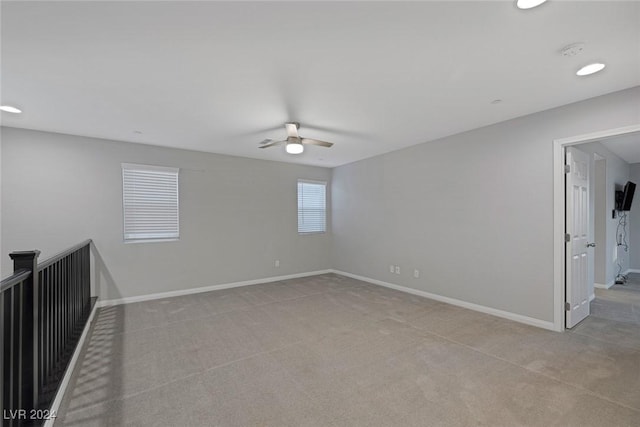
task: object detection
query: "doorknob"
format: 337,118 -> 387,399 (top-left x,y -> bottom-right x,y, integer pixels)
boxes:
586,242 -> 596,248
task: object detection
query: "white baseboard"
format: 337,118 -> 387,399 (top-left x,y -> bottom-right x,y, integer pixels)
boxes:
48,300 -> 99,427
96,268 -> 556,331
594,281 -> 614,289
96,269 -> 333,307
626,269 -> 640,274
331,270 -> 556,331
590,293 -> 596,302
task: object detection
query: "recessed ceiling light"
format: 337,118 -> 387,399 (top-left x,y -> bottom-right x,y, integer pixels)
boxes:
491,99 -> 503,105
133,130 -> 143,134
576,63 -> 606,76
0,105 -> 22,113
516,0 -> 548,10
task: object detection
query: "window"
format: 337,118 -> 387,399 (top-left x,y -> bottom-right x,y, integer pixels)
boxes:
122,163 -> 179,242
297,180 -> 326,234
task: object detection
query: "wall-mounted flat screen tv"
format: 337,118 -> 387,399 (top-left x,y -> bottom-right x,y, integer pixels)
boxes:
617,181 -> 636,211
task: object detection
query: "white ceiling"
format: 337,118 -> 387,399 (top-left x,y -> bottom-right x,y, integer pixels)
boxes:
1,1 -> 639,167
600,132 -> 640,164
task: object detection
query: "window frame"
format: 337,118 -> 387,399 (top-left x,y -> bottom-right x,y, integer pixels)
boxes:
297,179 -> 327,235
122,163 -> 180,244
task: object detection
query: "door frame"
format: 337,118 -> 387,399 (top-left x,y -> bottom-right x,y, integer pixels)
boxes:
552,124 -> 640,332
593,154 -> 607,290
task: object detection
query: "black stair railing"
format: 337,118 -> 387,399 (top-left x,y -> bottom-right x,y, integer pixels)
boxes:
1,240 -> 93,426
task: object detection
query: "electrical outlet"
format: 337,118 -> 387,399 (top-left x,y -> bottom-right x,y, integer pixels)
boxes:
395,266 -> 400,275
389,265 -> 394,273
275,259 -> 280,268
414,269 -> 419,278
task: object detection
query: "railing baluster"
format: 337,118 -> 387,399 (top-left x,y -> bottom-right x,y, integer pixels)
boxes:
78,250 -> 83,317
17,282 -> 24,418
50,263 -> 54,382
59,260 -> 62,368
0,290 -> 4,426
53,261 -> 57,374
52,263 -> 55,379
77,251 -> 81,325
49,265 -> 53,384
48,265 -> 52,384
45,266 -> 48,382
9,286 -> 16,420
72,253 -> 76,335
44,267 -> 50,387
38,270 -> 44,394
47,264 -> 52,383
86,246 -> 90,306
51,264 -> 55,381
61,258 -> 65,363
56,260 -> 60,373
65,255 -> 70,354
62,256 -> 67,362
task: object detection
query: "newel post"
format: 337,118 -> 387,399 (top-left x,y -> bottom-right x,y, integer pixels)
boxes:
9,250 -> 40,411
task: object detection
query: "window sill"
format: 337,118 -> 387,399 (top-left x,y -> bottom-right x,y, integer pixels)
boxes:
123,238 -> 180,244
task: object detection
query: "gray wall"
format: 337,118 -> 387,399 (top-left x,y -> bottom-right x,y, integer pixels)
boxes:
2,87 -> 639,323
332,87 -> 640,323
631,163 -> 640,271
1,127 -> 332,301
576,142 -> 630,288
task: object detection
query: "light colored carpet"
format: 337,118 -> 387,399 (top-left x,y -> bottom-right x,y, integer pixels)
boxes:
591,272 -> 640,324
57,273 -> 640,426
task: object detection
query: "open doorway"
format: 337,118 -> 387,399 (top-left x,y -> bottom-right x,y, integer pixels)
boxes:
553,125 -> 640,332
564,142 -> 632,328
589,134 -> 640,325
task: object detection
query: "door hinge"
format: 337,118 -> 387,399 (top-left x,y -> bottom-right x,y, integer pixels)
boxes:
564,164 -> 571,174
565,233 -> 571,242
565,302 -> 571,311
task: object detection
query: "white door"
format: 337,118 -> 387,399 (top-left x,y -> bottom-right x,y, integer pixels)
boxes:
566,147 -> 592,328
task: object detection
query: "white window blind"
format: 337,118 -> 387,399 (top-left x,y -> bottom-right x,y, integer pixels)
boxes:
122,163 -> 179,242
298,180 -> 326,234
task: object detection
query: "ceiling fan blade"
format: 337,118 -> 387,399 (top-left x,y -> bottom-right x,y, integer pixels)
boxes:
285,122 -> 300,138
258,139 -> 286,148
301,138 -> 333,148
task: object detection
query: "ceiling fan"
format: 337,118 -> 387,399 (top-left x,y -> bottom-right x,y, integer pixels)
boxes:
259,122 -> 333,154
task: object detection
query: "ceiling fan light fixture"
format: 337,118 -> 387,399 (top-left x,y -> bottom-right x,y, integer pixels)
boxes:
516,0 -> 548,9
286,141 -> 304,154
259,123 -> 332,153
